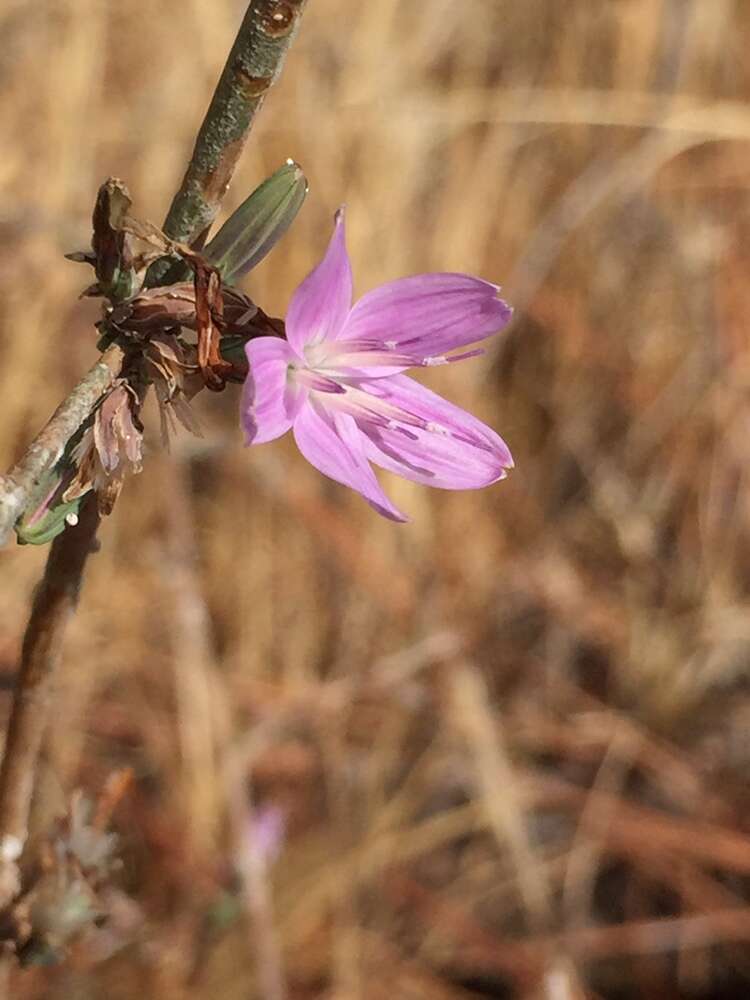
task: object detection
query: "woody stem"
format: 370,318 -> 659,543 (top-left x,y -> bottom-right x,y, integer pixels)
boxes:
154,0 -> 309,267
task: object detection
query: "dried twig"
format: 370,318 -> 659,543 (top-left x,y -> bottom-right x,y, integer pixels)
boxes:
449,663 -> 552,935
0,494 -> 100,905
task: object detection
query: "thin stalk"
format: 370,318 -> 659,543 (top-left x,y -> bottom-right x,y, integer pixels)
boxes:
160,0 -> 309,248
0,495 -> 100,905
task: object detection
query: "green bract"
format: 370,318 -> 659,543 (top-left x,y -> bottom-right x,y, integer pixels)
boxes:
16,495 -> 81,546
205,160 -> 307,284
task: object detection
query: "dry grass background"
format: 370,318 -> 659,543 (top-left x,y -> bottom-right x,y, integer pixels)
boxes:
2,0 -> 750,996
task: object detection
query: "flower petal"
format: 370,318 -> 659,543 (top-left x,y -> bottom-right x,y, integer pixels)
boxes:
292,401 -> 408,522
311,340 -> 485,381
285,209 -> 353,354
242,337 -> 304,444
356,374 -> 513,489
341,273 -> 512,360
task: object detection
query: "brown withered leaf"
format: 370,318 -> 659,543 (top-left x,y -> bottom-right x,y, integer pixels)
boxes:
108,282 -> 259,339
143,333 -> 203,446
191,258 -> 233,391
64,381 -> 143,516
109,283 -> 199,336
92,179 -> 134,288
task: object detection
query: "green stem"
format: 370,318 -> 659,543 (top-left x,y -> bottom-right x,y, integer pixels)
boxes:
160,0 -> 309,249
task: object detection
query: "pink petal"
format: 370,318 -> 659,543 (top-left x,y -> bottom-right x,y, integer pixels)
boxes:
309,341 -> 485,381
285,209 -> 353,354
357,374 -> 513,490
242,337 -> 304,444
341,273 -> 512,360
292,402 -> 408,522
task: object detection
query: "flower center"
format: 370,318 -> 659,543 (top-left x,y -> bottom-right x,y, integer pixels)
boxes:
303,341 -> 331,368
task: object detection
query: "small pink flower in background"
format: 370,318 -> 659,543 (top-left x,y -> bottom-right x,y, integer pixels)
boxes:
246,806 -> 285,867
241,210 -> 514,521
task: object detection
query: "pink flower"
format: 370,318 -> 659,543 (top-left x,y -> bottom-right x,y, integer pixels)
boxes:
241,211 -> 513,521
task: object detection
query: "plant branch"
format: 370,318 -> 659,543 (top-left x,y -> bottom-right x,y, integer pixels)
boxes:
0,0 -> 309,545
160,0 -> 309,249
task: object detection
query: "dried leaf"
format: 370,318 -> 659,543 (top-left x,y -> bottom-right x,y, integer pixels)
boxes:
91,178 -> 141,302
144,334 -> 203,446
63,382 -> 143,516
191,259 -> 232,391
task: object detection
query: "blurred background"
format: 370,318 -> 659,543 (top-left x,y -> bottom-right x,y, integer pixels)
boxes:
2,0 -> 750,996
